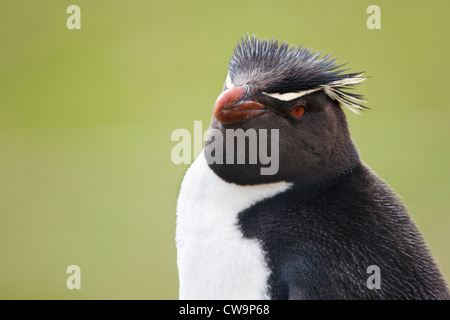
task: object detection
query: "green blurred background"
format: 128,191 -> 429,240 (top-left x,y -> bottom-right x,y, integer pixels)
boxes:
0,0 -> 449,299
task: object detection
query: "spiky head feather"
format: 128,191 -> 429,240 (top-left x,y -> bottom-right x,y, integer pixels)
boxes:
228,35 -> 367,114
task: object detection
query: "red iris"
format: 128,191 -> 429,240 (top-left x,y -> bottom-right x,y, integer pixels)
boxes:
291,106 -> 305,118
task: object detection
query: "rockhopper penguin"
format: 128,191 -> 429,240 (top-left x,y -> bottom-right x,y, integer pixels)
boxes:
176,36 -> 450,299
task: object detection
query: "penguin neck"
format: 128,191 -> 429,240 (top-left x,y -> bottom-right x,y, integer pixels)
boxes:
291,145 -> 361,194
205,136 -> 361,194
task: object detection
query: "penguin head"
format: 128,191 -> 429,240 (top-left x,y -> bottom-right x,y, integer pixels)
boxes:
205,35 -> 367,186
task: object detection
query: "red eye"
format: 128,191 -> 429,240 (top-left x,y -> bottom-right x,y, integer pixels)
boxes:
291,106 -> 305,118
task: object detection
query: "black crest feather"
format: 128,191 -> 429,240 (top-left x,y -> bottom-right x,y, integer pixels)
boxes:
228,35 -> 367,113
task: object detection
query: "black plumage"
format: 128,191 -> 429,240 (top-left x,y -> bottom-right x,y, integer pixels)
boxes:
204,35 -> 450,299
238,163 -> 449,299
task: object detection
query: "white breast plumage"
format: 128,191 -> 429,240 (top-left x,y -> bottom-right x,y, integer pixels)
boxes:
176,152 -> 292,299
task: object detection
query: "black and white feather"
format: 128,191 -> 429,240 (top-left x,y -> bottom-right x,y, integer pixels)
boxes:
228,35 -> 367,114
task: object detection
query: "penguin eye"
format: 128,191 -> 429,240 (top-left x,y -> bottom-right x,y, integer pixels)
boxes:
290,106 -> 305,118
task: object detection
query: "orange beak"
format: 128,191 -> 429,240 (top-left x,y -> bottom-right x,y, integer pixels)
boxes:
213,86 -> 267,124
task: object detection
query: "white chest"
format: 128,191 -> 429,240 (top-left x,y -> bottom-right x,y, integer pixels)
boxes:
176,152 -> 291,299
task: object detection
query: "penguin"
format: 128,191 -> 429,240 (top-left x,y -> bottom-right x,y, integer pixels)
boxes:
175,35 -> 450,300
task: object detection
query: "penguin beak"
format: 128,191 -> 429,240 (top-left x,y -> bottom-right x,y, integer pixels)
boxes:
213,86 -> 267,124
